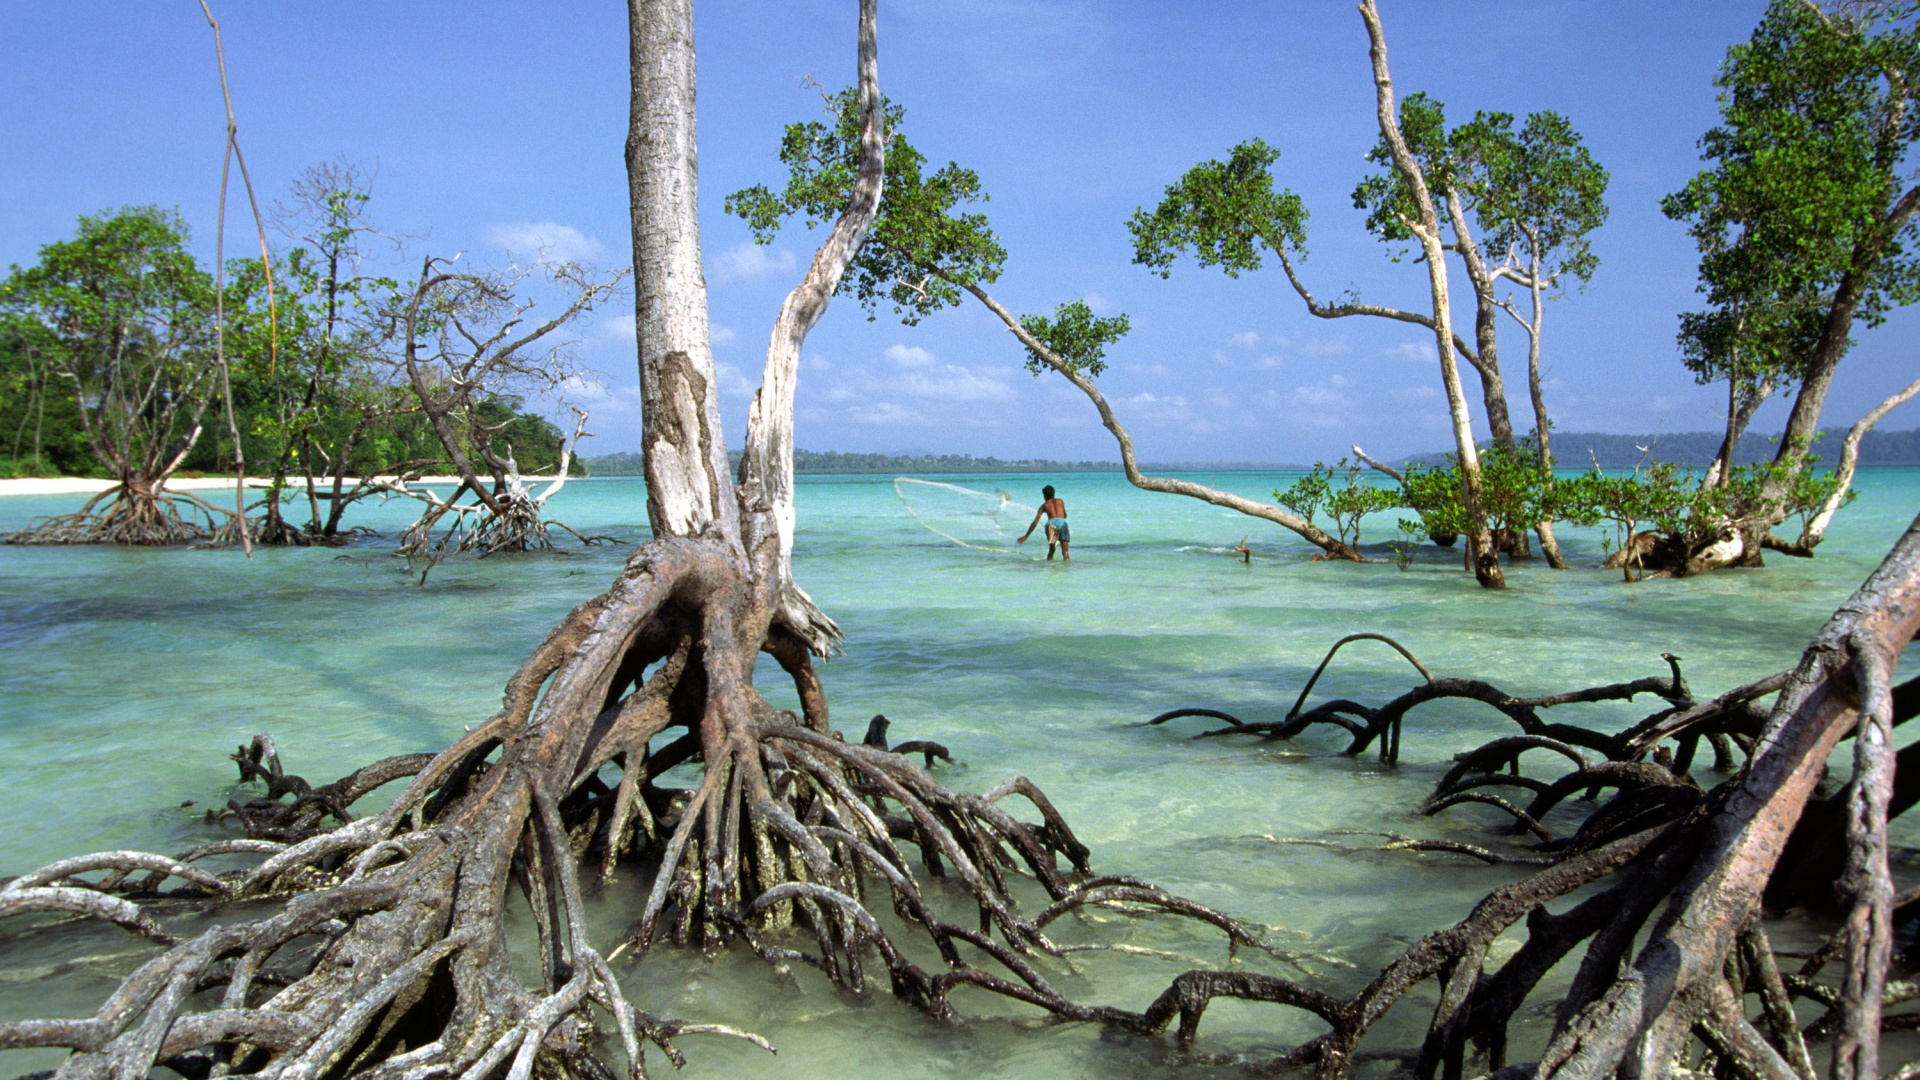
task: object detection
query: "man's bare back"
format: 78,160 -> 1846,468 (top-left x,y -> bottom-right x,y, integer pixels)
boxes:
1017,485 -> 1070,560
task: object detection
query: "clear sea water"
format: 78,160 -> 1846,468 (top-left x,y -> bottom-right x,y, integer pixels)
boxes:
1,469 -> 1915,1077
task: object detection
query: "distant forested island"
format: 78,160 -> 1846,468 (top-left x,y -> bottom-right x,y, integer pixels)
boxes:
582,427 -> 1920,477
1406,426 -> 1920,469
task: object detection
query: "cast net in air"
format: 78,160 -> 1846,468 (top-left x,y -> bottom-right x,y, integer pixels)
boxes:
892,477 -> 1031,553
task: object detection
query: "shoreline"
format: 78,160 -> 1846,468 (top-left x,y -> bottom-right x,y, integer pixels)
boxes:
0,475 -> 564,498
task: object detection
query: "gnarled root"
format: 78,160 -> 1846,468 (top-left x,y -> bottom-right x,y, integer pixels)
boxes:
1142,514 -> 1920,1077
391,485 -> 613,558
3,484 -> 230,546
0,536 -> 1273,1080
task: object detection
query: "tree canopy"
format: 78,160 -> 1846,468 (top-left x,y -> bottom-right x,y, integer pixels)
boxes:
1663,0 -> 1920,417
724,87 -> 1005,325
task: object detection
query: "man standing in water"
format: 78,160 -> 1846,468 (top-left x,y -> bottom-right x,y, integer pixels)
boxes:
1017,485 -> 1070,561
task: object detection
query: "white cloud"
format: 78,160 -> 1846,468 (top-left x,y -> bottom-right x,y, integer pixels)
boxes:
484,220 -> 607,265
714,360 -> 754,398
711,242 -> 796,284
899,365 -> 1013,401
562,374 -> 610,400
846,401 -> 924,426
560,374 -> 641,416
1288,375 -> 1351,427
1082,289 -> 1117,314
886,344 -> 937,368
1122,391 -> 1190,423
712,324 -> 738,345
895,0 -> 1109,87
1229,330 -> 1262,349
1385,341 -> 1435,363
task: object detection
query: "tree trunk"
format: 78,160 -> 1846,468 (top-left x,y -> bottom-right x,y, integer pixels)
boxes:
1358,0 -> 1502,588
1441,187 -> 1516,451
736,6 -> 883,653
1758,184 -> 1920,524
1708,367 -> 1774,490
1776,375 -> 1920,554
1514,250 -> 1567,569
628,0 -> 742,554
1536,510 -> 1920,1078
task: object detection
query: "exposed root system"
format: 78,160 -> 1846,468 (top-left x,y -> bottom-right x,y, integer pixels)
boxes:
0,537 -> 1285,1080
1146,515 -> 1920,1077
3,482 -> 235,546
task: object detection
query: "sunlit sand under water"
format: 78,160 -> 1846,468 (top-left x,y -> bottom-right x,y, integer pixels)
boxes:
1,469 -> 1916,1077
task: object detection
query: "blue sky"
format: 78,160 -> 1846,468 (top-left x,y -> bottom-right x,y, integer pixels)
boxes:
5,1 -> 1916,464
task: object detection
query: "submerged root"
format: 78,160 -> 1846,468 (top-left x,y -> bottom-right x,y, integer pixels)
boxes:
1139,515 -> 1920,1077
390,483 -> 614,558
3,484 -> 231,546
0,536 -> 1278,1080
8,518 -> 1918,1080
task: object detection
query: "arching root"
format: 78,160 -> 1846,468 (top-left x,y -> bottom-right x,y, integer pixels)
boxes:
0,536 -> 1286,1080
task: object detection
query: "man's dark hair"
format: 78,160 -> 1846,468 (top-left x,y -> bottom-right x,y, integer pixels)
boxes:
1042,485 -> 1055,499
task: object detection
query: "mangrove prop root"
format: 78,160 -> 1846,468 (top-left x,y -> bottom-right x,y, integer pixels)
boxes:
3,484 -> 231,547
1133,513 -> 1920,1076
0,537 -> 1298,1080
6,530 -> 1917,1079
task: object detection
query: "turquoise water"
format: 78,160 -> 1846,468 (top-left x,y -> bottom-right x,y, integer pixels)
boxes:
1,469 -> 1916,1077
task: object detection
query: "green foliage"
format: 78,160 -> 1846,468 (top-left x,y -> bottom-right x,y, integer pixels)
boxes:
1016,301 -> 1130,378
724,88 -> 1006,324
1663,0 -> 1920,388
1398,438 -> 1558,544
730,88 -> 1128,387
0,318 -> 98,474
1555,453 -> 1846,578
1127,140 -> 1308,278
1388,520 -> 1425,570
0,207 -> 220,479
474,395 -> 582,475
1459,110 -> 1610,285
1352,93 -> 1609,280
3,188 -> 592,508
1350,93 -> 1451,251
1275,459 -> 1399,548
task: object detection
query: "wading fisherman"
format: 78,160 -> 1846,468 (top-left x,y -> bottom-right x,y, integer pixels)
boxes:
1017,484 -> 1070,561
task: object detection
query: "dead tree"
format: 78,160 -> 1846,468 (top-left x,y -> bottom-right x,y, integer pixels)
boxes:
389,258 -> 622,556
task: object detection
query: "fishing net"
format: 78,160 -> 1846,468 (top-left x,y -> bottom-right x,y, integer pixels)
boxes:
892,477 -> 1033,553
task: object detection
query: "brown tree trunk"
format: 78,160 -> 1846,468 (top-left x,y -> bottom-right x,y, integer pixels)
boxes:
1758,184 -> 1920,522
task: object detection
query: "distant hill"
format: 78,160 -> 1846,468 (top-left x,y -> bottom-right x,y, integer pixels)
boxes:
1405,427 -> 1920,469
585,449 -> 1124,476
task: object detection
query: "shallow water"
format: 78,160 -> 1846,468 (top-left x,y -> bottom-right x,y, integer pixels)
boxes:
1,469 -> 1916,1076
